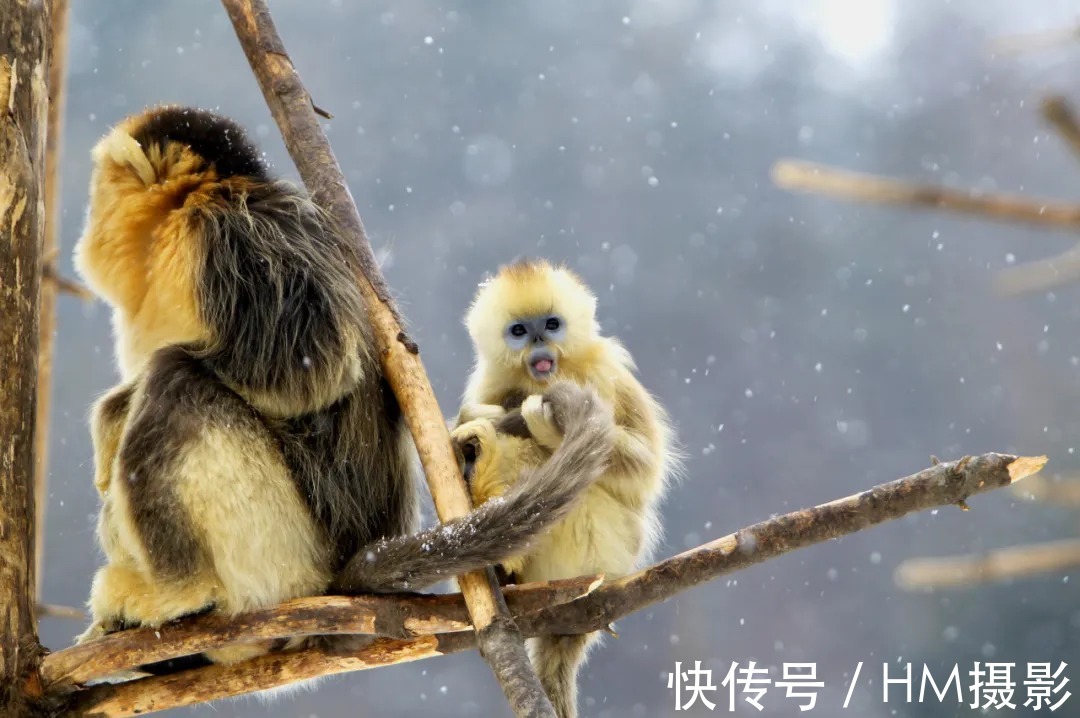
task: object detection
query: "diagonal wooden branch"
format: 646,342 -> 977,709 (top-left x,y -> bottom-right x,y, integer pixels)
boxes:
65,452 -> 1044,717
894,537 -> 1080,590
219,2 -> 555,715
42,575 -> 601,690
771,159 -> 1080,228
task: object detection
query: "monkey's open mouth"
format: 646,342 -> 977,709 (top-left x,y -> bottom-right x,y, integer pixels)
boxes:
528,352 -> 557,380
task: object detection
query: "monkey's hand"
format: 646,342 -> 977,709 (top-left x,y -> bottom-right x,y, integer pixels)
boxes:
524,381 -> 614,451
455,403 -> 507,426
451,419 -> 504,506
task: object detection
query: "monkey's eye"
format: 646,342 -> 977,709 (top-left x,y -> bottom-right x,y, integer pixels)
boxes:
509,323 -> 528,338
545,317 -> 561,332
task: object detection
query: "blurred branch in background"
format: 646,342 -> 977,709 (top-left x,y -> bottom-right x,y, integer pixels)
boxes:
774,87 -> 1080,590
771,159 -> 1080,229
40,260 -> 93,302
895,539 -> 1080,590
894,470 -> 1080,590
60,453 -> 1045,716
772,96 -> 1080,299
1012,472 -> 1080,506
34,604 -> 85,622
1041,95 -> 1080,161
990,24 -> 1080,56
34,0 -> 70,603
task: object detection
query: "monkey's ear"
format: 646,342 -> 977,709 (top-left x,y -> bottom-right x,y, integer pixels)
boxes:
92,127 -> 157,186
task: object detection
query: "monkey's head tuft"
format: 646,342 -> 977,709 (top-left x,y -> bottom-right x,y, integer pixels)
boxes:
465,258 -> 599,384
123,105 -> 269,182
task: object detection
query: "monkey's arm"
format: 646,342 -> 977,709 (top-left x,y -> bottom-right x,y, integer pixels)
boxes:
608,427 -> 657,479
454,403 -> 507,427
90,383 -> 137,495
601,376 -> 669,507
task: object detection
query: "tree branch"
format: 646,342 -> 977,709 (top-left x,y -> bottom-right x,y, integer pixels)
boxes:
42,576 -> 600,691
517,453 -> 1046,636
0,1 -> 51,714
65,452 -> 1044,717
894,538 -> 1080,590
41,261 -> 93,301
989,25 -> 1080,55
771,159 -> 1080,228
219,1 -> 557,714
992,243 -> 1080,296
35,604 -> 85,622
1042,95 -> 1080,163
1011,473 -> 1080,506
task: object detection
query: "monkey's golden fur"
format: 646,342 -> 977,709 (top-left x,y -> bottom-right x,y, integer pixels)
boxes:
456,259 -> 679,718
75,107 -> 615,671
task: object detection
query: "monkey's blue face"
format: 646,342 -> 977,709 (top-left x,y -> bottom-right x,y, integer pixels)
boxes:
505,314 -> 566,381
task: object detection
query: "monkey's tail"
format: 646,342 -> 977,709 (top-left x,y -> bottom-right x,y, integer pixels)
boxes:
531,632 -> 598,718
330,393 -> 614,595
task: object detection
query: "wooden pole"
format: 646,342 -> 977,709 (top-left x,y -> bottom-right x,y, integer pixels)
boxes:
218,2 -> 557,714
34,0 -> 69,598
0,0 -> 51,714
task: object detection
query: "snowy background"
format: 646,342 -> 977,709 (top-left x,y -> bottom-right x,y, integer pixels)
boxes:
40,0 -> 1080,715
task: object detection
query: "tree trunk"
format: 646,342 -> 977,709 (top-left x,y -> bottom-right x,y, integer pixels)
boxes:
0,0 -> 50,714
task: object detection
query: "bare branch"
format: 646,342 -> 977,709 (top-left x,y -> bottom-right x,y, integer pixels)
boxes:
220,2 -> 558,713
771,159 -> 1080,228
1042,95 -> 1080,162
41,262 -> 93,301
67,453 -> 1042,716
992,243 -> 1080,296
990,25 -> 1080,55
518,453 -> 1046,636
895,538 -> 1080,590
1011,473 -> 1080,506
42,576 -> 601,690
36,604 -> 85,622
68,634 -> 477,717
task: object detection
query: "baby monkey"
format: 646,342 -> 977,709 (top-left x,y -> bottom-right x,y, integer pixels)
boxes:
455,259 -> 679,718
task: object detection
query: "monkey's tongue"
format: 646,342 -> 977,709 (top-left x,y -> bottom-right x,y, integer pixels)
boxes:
534,359 -> 554,373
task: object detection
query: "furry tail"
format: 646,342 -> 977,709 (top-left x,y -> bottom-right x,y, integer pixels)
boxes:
330,383 -> 614,594
531,633 -> 598,718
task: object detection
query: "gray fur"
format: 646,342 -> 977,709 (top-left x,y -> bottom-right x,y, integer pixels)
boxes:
531,633 -> 596,718
331,382 -> 614,594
